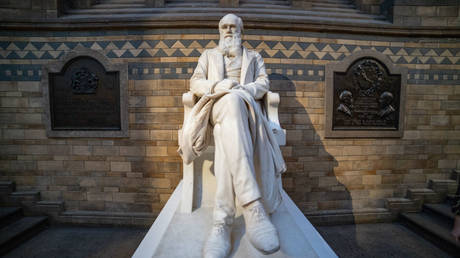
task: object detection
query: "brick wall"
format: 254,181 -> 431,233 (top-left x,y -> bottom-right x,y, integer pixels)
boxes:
0,0 -> 63,18
0,29 -> 459,216
392,0 -> 460,26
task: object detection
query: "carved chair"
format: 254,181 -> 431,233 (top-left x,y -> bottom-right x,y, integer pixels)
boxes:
179,91 -> 286,214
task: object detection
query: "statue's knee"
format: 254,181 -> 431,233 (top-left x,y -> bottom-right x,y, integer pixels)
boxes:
220,93 -> 245,113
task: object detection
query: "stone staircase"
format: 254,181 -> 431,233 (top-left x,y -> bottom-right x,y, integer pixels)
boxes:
63,0 -> 389,25
166,0 -> 219,8
0,181 -> 55,255
92,0 -> 147,8
239,0 -> 290,9
386,170 -> 460,256
310,0 -> 360,14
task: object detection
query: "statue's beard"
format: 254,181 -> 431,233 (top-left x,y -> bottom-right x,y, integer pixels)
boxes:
219,33 -> 242,57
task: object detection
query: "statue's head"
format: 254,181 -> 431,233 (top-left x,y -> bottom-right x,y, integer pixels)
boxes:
379,91 -> 393,107
218,14 -> 243,56
219,14 -> 243,38
339,90 -> 353,105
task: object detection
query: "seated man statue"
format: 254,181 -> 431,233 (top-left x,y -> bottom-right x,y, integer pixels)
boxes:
181,13 -> 286,258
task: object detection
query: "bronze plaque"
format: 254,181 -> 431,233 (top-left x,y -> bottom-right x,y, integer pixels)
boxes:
49,56 -> 120,130
332,58 -> 401,131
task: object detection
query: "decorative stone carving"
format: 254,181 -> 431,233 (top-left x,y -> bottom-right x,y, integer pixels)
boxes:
132,14 -> 337,258
178,14 -> 286,257
41,48 -> 128,137
325,50 -> 407,138
71,67 -> 99,94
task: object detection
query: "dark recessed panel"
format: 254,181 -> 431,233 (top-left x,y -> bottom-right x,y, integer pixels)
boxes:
49,56 -> 120,130
332,58 -> 401,131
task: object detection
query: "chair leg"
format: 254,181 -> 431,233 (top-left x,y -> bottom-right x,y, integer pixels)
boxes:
180,161 -> 194,214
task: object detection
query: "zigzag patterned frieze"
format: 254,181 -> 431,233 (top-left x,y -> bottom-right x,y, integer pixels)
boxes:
0,40 -> 460,65
1,63 -> 459,86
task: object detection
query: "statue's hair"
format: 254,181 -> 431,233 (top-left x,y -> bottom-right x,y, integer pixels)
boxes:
219,14 -> 244,32
380,91 -> 393,103
339,90 -> 352,100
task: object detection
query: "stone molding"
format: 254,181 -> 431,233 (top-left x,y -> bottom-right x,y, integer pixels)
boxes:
1,16 -> 460,37
325,50 -> 407,138
41,46 -> 129,138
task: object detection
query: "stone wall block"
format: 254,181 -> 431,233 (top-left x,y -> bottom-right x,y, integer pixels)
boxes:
73,146 -> 92,156
17,81 -> 40,92
416,6 -> 437,16
38,161 -> 63,171
403,16 -> 421,26
111,161 -> 131,172
85,161 -> 110,171
15,0 -> 32,9
421,17 -> 448,26
93,146 -> 119,156
87,192 -> 113,202
146,146 -> 168,156
63,191 -> 86,201
120,146 -> 145,156
438,6 -> 459,16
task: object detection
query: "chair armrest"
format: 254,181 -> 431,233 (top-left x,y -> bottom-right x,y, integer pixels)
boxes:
264,91 -> 286,146
182,91 -> 196,121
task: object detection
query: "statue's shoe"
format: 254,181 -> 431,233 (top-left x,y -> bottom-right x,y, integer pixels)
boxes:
243,201 -> 280,254
203,223 -> 232,258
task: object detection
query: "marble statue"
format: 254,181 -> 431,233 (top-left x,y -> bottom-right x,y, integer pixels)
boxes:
179,14 -> 287,258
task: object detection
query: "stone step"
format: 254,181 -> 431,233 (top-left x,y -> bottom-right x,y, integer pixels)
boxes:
305,208 -> 394,226
91,3 -> 147,8
65,7 -> 387,22
428,179 -> 458,195
446,194 -> 460,203
100,0 -> 146,3
0,207 -> 22,228
1,191 -> 41,207
451,169 -> 460,184
400,212 -> 460,256
31,201 -> 65,218
240,0 -> 289,5
407,188 -> 444,204
0,181 -> 15,195
310,0 -> 352,2
59,210 -> 155,226
311,7 -> 360,14
384,198 -> 421,213
166,3 -> 220,7
312,2 -> 356,9
239,3 -> 291,9
0,216 -> 48,255
166,0 -> 218,2
423,203 -> 455,223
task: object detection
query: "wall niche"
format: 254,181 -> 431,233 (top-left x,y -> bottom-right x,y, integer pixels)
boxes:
42,48 -> 128,137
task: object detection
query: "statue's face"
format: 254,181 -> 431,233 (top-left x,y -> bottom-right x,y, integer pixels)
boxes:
219,16 -> 240,40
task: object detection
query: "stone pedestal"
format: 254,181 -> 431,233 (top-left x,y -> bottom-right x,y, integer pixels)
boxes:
132,181 -> 337,258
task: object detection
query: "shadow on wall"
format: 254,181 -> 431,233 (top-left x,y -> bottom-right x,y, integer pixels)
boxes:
269,73 -> 364,248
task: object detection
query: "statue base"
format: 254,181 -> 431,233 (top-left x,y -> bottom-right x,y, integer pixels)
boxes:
132,181 -> 337,258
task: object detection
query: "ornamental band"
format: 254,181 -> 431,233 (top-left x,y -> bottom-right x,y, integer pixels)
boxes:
178,14 -> 286,258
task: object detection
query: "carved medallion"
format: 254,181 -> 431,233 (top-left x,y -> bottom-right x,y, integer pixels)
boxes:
48,56 -> 121,130
71,67 -> 99,94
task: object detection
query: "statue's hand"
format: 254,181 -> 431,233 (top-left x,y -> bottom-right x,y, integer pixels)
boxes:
214,79 -> 238,93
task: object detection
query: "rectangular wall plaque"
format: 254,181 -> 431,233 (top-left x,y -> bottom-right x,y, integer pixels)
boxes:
325,50 -> 407,138
42,48 -> 128,138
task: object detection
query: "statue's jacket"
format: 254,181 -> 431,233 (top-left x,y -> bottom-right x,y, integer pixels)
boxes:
178,47 -> 286,213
